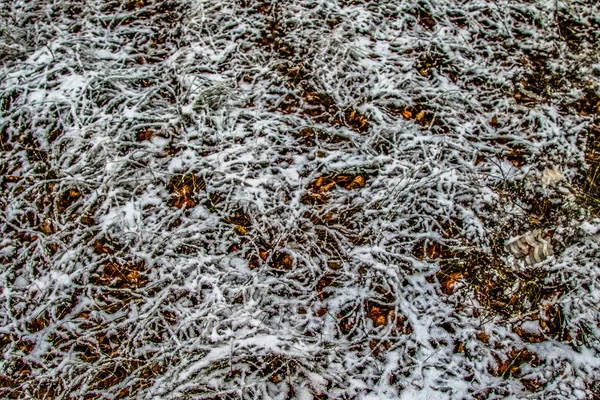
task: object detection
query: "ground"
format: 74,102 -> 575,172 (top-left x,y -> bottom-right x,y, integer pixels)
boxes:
1,0 -> 600,399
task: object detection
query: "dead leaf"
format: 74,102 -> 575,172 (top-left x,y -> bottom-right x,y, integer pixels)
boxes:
346,175 -> 366,189
39,219 -> 55,235
439,271 -> 462,295
234,225 -> 248,235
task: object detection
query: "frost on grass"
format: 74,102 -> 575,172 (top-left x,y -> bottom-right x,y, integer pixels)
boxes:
1,0 -> 600,398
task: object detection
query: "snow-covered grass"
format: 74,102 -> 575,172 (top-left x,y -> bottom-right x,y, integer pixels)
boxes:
1,0 -> 600,398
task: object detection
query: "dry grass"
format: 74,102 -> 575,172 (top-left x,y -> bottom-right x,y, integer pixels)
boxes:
2,0 -> 600,398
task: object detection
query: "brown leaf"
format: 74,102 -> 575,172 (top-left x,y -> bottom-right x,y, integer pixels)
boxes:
234,225 -> 248,235
439,271 -> 463,295
167,173 -> 205,209
521,378 -> 542,392
366,303 -> 392,327
314,307 -> 328,317
476,331 -> 490,343
346,175 -> 366,189
39,219 -> 55,235
270,251 -> 293,271
453,341 -> 465,353
136,128 -> 154,141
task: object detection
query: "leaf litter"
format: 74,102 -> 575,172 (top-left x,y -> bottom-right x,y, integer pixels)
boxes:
1,0 -> 600,398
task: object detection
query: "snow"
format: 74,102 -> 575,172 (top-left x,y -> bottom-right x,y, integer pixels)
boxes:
398,385 -> 449,400
1,0 -> 600,398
